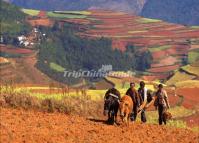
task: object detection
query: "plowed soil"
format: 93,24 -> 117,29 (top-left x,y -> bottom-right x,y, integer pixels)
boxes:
177,88 -> 199,109
1,107 -> 198,143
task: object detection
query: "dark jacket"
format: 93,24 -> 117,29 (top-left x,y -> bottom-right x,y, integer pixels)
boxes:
126,88 -> 141,106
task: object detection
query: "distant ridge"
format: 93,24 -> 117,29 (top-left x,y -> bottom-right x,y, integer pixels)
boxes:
141,0 -> 199,26
4,0 -> 147,14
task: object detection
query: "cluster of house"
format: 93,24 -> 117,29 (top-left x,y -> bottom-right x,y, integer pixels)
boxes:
0,27 -> 47,48
18,28 -> 46,47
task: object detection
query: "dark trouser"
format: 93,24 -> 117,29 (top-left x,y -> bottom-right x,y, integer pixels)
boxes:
130,104 -> 137,121
141,110 -> 147,123
158,105 -> 166,125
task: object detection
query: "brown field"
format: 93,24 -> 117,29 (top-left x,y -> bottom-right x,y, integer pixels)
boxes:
28,18 -> 54,27
182,112 -> 199,127
0,52 -> 56,85
142,74 -> 169,81
151,56 -> 178,68
177,88 -> 199,109
0,44 -> 34,55
148,65 -> 180,73
0,57 -> 9,64
72,10 -> 199,79
1,107 -> 198,143
37,11 -> 47,18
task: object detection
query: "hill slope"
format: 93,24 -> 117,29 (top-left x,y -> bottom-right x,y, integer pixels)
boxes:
5,0 -> 147,14
1,107 -> 198,143
141,0 -> 199,26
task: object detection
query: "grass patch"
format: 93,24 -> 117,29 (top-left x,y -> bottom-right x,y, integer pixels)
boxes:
128,30 -> 148,34
53,11 -> 91,15
175,80 -> 199,88
1,22 -> 26,35
167,120 -> 187,129
22,8 -> 40,16
188,49 -> 199,63
192,127 -> 199,132
191,26 -> 199,29
137,18 -> 161,24
47,12 -> 87,19
0,93 -> 102,117
49,62 -> 65,72
181,65 -> 199,76
0,85 -> 104,101
137,106 -> 195,129
0,85 -> 103,117
149,45 -> 171,52
166,71 -> 195,86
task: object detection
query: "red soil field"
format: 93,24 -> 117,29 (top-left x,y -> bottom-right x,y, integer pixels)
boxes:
0,45 -> 33,55
151,56 -> 178,68
168,94 -> 180,107
29,10 -> 198,80
0,52 -> 57,85
37,11 -> 47,18
28,18 -> 54,27
174,30 -> 199,38
152,50 -> 168,59
142,73 -> 170,81
182,112 -> 199,127
1,107 -> 198,143
0,57 -> 9,64
148,65 -> 180,73
62,19 -> 91,25
176,88 -> 199,109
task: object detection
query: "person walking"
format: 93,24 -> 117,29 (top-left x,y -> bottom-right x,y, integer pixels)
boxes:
138,81 -> 147,123
154,84 -> 170,125
126,82 -> 141,121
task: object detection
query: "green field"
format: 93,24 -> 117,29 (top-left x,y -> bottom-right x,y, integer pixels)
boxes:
50,62 -> 65,72
137,18 -> 161,24
53,11 -> 91,15
188,49 -> 199,63
47,12 -> 87,19
1,83 -> 198,132
175,80 -> 199,88
137,106 -> 196,130
166,71 -> 195,85
128,30 -> 148,34
191,26 -> 199,29
149,45 -> 171,52
181,65 -> 199,76
22,8 -> 40,16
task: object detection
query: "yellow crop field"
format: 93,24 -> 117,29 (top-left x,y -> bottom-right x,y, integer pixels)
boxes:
181,65 -> 199,76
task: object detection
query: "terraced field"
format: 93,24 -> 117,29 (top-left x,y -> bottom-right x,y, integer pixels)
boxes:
23,10 -> 199,80
0,45 -> 55,85
0,44 -> 34,56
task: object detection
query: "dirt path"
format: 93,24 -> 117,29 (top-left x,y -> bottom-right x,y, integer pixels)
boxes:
1,107 -> 198,143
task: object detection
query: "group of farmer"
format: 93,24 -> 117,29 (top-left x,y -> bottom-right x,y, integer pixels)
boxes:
104,81 -> 171,125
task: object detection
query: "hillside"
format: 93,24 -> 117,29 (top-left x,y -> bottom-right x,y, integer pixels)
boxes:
0,0 -> 31,45
6,0 -> 199,26
141,0 -> 199,26
39,10 -> 198,80
1,107 -> 198,143
5,0 -> 147,14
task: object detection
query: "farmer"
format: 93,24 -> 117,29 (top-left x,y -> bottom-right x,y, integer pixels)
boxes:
126,82 -> 141,121
154,84 -> 170,125
138,81 -> 147,123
